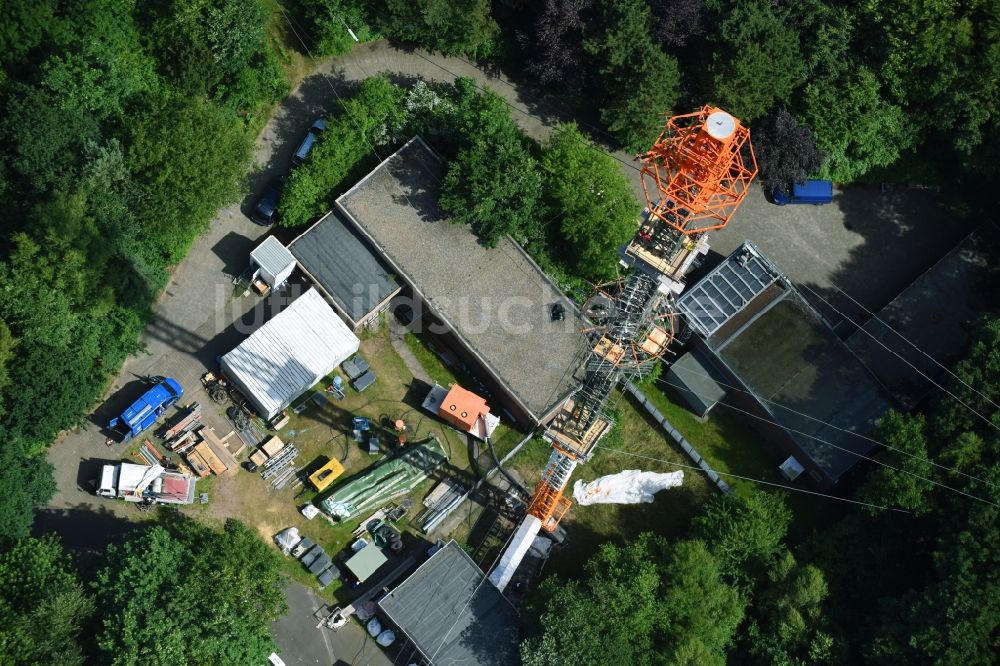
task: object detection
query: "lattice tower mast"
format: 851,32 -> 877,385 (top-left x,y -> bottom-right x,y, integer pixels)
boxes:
526,107 -> 757,534
490,107 -> 757,592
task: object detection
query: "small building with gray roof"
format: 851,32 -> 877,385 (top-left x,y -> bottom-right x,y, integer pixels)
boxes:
289,209 -> 401,330
676,242 -> 891,488
378,540 -> 519,666
334,136 -> 588,426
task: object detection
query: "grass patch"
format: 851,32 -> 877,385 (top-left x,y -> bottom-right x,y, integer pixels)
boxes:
509,391 -> 716,579
402,330 -> 526,461
638,383 -> 840,536
638,384 -> 783,494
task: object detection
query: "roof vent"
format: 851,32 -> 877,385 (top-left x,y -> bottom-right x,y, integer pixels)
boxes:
449,405 -> 456,411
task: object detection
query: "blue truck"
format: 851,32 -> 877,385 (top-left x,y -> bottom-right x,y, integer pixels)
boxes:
772,179 -> 834,205
108,377 -> 183,442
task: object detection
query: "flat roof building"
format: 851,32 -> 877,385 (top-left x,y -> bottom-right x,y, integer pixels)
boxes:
677,242 -> 890,487
379,540 -> 519,666
335,137 -> 588,426
220,288 -> 360,419
664,351 -> 727,418
289,210 -> 402,330
846,226 -> 1000,408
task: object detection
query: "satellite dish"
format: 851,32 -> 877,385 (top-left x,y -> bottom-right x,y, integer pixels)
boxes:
705,111 -> 736,140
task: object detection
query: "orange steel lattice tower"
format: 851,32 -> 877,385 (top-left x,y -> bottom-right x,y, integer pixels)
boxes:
639,106 -> 757,235
491,106 -> 759,591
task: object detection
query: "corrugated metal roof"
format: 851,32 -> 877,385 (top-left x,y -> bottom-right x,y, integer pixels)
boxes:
677,242 -> 782,337
221,289 -> 359,418
251,235 -> 296,277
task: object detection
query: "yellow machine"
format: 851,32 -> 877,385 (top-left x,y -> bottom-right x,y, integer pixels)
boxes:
309,458 -> 345,492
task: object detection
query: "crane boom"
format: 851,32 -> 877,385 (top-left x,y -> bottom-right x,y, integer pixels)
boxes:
491,107 -> 757,591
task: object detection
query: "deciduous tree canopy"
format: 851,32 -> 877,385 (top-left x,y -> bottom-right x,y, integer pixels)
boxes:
540,124 -> 639,279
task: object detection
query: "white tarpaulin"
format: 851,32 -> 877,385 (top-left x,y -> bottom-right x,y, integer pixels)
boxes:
488,514 -> 541,592
573,470 -> 684,505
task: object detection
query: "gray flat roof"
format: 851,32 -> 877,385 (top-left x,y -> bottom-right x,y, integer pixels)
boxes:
846,226 -> 1000,407
336,137 -> 588,421
666,350 -> 726,415
716,293 -> 888,483
379,541 -> 518,666
289,210 -> 400,324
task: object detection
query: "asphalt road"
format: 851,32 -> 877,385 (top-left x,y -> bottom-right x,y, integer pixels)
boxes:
273,583 -> 392,666
41,39 -> 975,663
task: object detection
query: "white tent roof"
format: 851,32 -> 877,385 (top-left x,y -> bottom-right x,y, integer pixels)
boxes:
221,288 -> 359,418
251,235 -> 296,277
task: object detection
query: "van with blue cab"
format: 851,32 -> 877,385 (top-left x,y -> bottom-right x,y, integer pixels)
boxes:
108,377 -> 182,442
772,180 -> 834,205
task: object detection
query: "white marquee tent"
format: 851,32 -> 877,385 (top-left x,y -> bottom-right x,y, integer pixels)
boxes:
221,288 -> 359,419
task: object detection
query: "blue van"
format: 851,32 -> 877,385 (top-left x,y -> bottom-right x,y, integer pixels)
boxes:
291,118 -> 327,166
772,180 -> 834,205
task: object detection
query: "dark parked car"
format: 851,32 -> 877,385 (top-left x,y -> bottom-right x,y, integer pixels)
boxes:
251,180 -> 282,225
291,118 -> 327,166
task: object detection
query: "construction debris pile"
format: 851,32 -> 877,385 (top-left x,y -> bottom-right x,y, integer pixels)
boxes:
160,403 -> 232,478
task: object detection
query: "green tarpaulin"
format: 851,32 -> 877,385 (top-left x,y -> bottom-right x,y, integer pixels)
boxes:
321,435 -> 448,520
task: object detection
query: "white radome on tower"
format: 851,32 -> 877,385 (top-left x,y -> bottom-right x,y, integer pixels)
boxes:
705,110 -> 736,140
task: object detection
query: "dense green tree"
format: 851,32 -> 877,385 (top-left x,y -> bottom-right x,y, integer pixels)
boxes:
659,539 -> 746,663
146,0 -> 285,113
710,1 -> 806,120
540,123 -> 638,280
95,519 -> 287,665
0,323 -> 16,397
752,108 -> 825,194
279,76 -> 407,227
40,0 -> 158,121
803,67 -> 914,182
583,0 -> 681,151
692,490 -> 791,583
0,536 -> 93,664
521,534 -> 743,665
440,134 -> 542,247
0,0 -> 61,72
865,472 -> 1000,665
932,317 -> 1000,440
856,411 -> 934,515
0,441 -> 57,540
866,0 -> 1000,155
380,0 -> 499,57
298,0 -> 378,56
128,98 -> 252,262
743,549 -> 835,665
439,82 -> 542,246
1,85 -> 102,194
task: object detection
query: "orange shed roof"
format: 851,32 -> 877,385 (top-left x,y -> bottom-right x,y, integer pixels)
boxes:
439,385 -> 490,431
